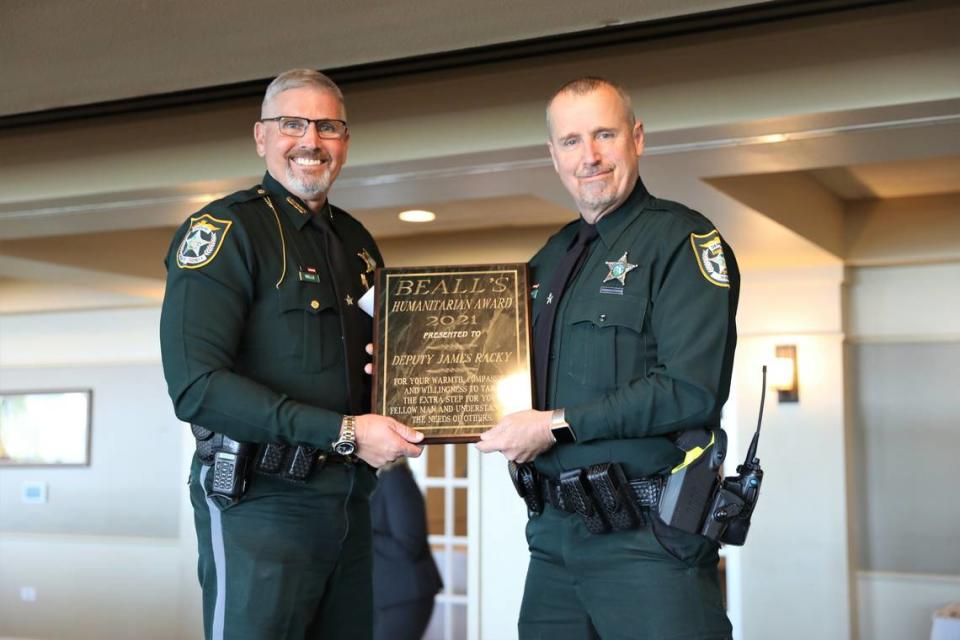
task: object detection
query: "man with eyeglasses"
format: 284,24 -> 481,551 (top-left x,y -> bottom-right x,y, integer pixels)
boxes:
161,68 -> 424,640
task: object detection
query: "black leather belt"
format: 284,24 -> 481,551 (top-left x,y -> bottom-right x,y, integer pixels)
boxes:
256,442 -> 357,483
541,474 -> 662,513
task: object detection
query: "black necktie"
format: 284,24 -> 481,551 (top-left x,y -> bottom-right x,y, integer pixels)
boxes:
533,222 -> 599,410
311,211 -> 366,414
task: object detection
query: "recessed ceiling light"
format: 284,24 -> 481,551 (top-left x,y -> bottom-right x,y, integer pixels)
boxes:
398,209 -> 436,223
756,133 -> 789,144
191,193 -> 224,204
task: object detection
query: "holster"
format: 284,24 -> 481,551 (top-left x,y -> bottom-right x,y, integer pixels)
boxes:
658,429 -> 726,533
191,424 -> 256,503
508,461 -> 544,515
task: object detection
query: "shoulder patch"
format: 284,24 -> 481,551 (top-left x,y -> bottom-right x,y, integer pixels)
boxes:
689,230 -> 729,287
176,213 -> 233,269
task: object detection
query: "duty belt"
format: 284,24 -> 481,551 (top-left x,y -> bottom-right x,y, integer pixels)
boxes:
256,442 -> 357,482
541,474 -> 662,513
509,461 -> 663,535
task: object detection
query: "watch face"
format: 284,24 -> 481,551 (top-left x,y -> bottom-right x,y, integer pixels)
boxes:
551,425 -> 577,444
334,441 -> 356,456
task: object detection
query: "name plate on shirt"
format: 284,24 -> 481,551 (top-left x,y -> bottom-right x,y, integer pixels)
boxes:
372,264 -> 533,443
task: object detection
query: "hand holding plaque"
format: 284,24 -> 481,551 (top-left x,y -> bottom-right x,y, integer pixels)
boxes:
372,264 -> 533,443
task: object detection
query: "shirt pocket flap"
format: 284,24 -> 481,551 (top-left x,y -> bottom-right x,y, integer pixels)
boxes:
566,296 -> 646,332
278,282 -> 338,315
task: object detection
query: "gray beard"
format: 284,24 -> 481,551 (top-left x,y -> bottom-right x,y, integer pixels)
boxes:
578,188 -> 617,213
285,166 -> 331,199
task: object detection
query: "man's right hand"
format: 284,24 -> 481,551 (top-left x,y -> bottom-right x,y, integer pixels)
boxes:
354,415 -> 424,468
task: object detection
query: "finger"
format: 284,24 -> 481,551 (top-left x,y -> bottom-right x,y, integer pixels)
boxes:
390,420 -> 425,443
364,363 -> 373,375
365,343 -> 374,355
475,439 -> 499,453
392,441 -> 422,459
479,425 -> 501,441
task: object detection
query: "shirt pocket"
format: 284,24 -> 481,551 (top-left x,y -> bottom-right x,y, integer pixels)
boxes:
563,295 -> 648,390
277,282 -> 343,373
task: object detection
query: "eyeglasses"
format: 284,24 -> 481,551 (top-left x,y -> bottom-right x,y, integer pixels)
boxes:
260,116 -> 348,139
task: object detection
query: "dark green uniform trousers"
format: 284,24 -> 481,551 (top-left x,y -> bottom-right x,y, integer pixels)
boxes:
519,505 -> 732,640
190,456 -> 376,640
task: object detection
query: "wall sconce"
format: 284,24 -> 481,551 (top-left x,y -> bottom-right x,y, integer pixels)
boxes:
771,345 -> 799,403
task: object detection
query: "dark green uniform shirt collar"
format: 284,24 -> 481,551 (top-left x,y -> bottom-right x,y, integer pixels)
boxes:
261,171 -> 330,232
593,178 -> 652,249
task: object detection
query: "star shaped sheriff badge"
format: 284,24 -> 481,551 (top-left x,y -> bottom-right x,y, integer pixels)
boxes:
604,252 -> 637,286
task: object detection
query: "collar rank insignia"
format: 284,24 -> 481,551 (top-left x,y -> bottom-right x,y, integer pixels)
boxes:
176,213 -> 233,269
690,230 -> 729,287
286,196 -> 308,215
604,252 -> 637,286
531,283 -> 539,299
358,248 -> 377,273
357,249 -> 377,290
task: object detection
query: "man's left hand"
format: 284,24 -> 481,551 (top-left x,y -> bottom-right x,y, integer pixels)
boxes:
475,409 -> 555,463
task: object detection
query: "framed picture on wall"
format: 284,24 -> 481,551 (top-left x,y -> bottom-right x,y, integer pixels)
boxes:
0,390 -> 92,466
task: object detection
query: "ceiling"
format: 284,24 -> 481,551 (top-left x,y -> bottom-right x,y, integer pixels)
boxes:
0,0 -> 768,117
808,156 -> 960,200
1,0 -> 958,314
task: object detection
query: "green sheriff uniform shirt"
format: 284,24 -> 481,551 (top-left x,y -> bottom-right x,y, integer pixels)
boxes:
160,171 -> 382,449
530,178 -> 739,480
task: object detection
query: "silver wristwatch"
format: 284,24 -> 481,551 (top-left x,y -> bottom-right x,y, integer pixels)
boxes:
332,415 -> 357,456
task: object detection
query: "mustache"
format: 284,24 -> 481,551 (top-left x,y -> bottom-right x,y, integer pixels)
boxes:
575,165 -> 613,179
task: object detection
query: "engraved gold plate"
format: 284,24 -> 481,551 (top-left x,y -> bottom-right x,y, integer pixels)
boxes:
372,264 -> 533,443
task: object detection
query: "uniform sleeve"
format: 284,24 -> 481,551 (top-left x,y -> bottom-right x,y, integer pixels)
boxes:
566,225 -> 739,441
159,209 -> 342,448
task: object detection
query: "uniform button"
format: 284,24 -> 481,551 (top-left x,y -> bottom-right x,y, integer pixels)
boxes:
310,300 -> 320,310
598,314 -> 607,323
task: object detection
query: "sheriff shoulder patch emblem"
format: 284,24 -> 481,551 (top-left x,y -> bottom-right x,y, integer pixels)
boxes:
176,213 -> 233,269
690,230 -> 729,287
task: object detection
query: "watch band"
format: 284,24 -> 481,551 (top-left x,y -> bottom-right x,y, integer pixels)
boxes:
333,415 -> 357,456
550,408 -> 576,444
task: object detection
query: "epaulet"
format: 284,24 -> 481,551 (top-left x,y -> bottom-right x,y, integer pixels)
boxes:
644,195 -> 675,212
647,196 -> 711,229
218,185 -> 268,208
330,203 -> 360,226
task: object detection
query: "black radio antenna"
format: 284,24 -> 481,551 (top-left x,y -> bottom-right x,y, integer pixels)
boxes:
743,365 -> 767,466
